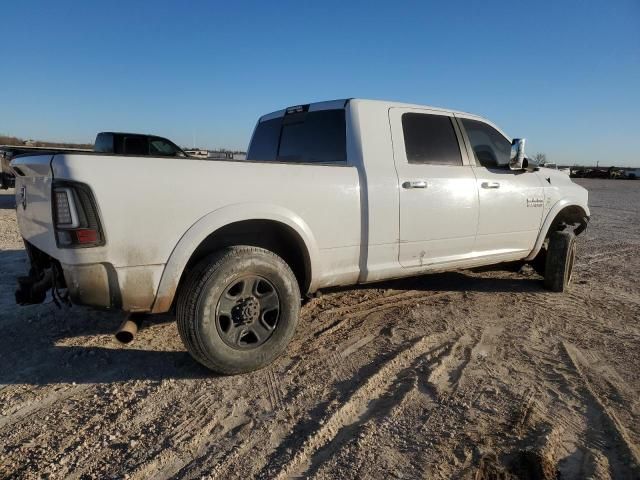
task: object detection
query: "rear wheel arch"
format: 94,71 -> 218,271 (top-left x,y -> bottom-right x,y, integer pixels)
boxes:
184,219 -> 311,291
156,219 -> 312,314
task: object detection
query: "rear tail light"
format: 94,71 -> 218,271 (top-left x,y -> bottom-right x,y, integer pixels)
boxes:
52,181 -> 105,248
53,189 -> 75,226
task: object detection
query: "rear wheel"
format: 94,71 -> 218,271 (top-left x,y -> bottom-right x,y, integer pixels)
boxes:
543,231 -> 576,292
176,246 -> 300,374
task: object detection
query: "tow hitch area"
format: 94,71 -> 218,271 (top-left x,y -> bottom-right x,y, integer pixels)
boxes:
16,268 -> 55,305
15,243 -> 69,306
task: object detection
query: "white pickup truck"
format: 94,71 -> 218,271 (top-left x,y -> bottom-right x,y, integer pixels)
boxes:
12,99 -> 589,374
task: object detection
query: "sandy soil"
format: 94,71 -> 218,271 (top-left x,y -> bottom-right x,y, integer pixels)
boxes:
0,179 -> 638,479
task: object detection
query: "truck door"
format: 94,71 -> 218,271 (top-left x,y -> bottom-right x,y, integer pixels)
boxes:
456,116 -> 545,256
389,108 -> 479,268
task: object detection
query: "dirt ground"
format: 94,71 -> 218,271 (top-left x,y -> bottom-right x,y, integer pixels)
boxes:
0,179 -> 638,479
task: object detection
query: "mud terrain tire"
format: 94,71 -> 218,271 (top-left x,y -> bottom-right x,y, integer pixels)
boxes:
543,231 -> 576,292
176,246 -> 300,374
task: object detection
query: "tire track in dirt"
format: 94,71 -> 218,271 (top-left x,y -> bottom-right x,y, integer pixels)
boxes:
0,384 -> 91,431
515,336 -> 640,479
561,342 -> 640,473
26,376 -> 217,479
265,367 -> 284,410
326,334 -> 375,381
25,381 -> 191,479
518,290 -> 639,342
579,245 -> 638,264
314,291 -> 454,339
192,333 -> 379,479
512,387 -> 539,436
127,388 -> 247,480
267,333 -> 456,480
427,334 -> 477,395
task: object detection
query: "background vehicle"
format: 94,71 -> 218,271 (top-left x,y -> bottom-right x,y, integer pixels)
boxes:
2,132 -> 186,189
1,148 -> 16,189
538,162 -> 571,175
1,145 -> 93,189
184,149 -> 210,159
94,132 -> 187,157
11,99 -> 589,374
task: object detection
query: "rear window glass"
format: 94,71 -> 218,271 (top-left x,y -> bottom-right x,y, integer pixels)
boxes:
94,133 -> 113,153
247,109 -> 346,163
247,118 -> 281,161
401,113 -> 462,165
279,110 -> 346,163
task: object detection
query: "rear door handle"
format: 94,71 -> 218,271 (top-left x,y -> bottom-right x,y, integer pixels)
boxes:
481,181 -> 500,189
402,180 -> 427,189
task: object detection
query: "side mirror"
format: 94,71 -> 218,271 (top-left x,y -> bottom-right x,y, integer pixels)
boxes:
509,138 -> 528,170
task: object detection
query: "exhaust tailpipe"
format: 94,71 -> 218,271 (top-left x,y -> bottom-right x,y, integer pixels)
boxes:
115,313 -> 145,344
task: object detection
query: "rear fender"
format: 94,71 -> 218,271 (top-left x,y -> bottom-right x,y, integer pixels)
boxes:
151,203 -> 320,313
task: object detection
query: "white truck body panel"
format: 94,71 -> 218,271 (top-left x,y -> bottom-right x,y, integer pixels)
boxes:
389,106 -> 478,267
12,98 -> 590,313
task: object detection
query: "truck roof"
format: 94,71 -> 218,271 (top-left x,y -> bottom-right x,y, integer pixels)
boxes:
257,98 -> 508,139
98,132 -> 173,138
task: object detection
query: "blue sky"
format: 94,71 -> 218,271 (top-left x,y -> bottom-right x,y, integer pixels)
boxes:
2,0 -> 639,166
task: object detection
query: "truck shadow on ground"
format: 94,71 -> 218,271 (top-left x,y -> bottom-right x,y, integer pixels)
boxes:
0,248 -> 542,387
1,309 -> 213,386
325,264 -> 545,296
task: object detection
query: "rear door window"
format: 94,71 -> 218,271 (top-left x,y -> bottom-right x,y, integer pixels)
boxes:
123,136 -> 149,156
247,109 -> 346,163
401,113 -> 462,165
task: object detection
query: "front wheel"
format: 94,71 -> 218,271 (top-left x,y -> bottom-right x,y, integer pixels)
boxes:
543,231 -> 576,292
176,246 -> 301,374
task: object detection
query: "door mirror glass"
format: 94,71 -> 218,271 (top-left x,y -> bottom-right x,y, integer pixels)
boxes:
509,138 -> 528,170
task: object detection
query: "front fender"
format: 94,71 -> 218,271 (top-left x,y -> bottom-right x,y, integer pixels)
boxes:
524,198 -> 590,261
150,203 -> 321,313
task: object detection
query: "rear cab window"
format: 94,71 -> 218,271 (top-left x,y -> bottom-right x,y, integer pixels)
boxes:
94,133 -> 113,153
247,107 -> 346,164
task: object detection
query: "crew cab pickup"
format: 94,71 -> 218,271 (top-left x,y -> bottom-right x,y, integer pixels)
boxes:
94,132 -> 187,157
12,99 -> 589,374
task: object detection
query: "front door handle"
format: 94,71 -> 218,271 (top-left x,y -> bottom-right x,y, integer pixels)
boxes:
481,181 -> 501,189
402,180 -> 427,189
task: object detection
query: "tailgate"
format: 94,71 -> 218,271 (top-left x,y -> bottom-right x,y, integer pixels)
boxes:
11,154 -> 57,255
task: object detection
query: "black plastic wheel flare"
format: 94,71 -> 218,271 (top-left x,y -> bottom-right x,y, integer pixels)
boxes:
215,275 -> 281,350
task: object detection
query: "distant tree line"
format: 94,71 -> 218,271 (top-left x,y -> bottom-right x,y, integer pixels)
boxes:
533,153 -> 547,164
0,134 -> 92,150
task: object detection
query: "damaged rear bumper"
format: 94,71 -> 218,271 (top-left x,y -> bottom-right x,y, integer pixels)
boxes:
16,242 -> 164,312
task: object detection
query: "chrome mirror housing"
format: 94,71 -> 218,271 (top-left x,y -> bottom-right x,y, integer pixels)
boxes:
509,138 -> 528,170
